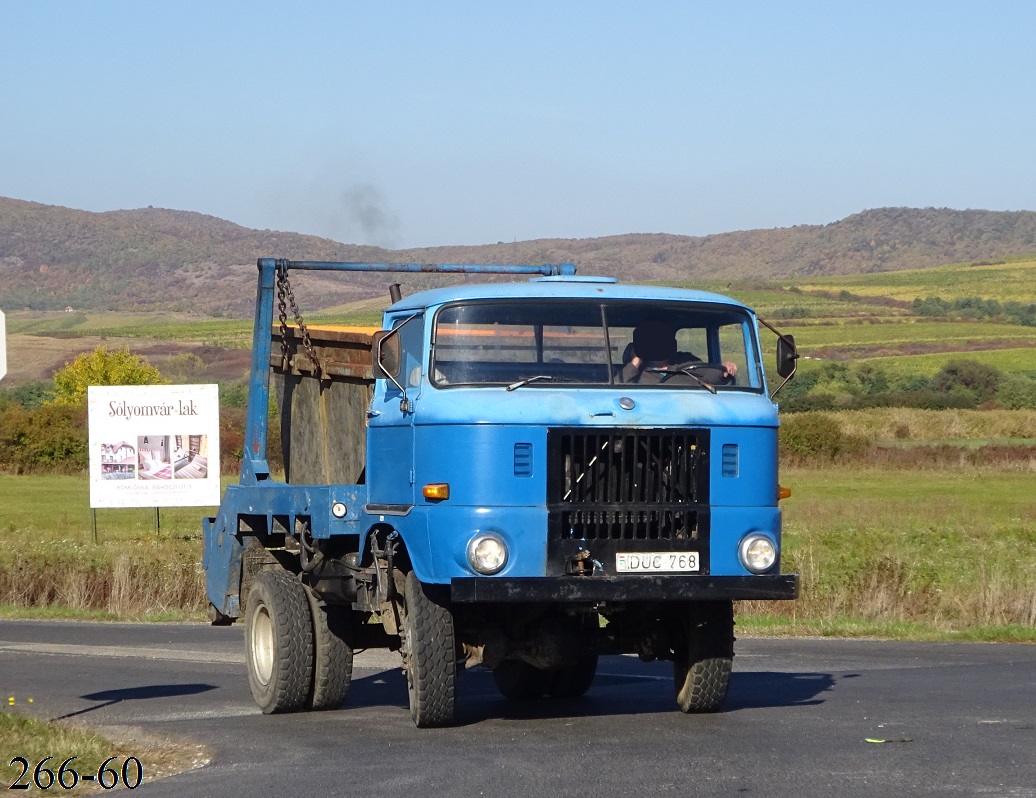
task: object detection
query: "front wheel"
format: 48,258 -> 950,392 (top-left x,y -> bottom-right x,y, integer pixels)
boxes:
673,600 -> 734,713
245,569 -> 314,714
402,570 -> 457,727
305,589 -> 354,710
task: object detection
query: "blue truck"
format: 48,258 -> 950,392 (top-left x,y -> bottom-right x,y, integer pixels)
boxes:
203,258 -> 799,727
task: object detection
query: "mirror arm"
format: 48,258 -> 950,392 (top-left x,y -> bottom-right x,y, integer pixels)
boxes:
757,316 -> 799,400
374,312 -> 422,413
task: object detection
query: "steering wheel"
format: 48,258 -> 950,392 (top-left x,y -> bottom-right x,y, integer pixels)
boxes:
654,362 -> 736,386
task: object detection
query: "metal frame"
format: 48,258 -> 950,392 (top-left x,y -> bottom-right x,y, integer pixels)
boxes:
241,259 -> 576,485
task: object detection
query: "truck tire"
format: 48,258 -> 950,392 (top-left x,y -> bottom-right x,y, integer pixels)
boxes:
493,660 -> 552,700
548,655 -> 598,698
245,568 -> 314,714
305,590 -> 354,711
673,600 -> 734,714
403,570 -> 456,727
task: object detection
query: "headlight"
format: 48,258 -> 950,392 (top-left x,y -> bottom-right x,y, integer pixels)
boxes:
466,533 -> 508,575
739,534 -> 777,574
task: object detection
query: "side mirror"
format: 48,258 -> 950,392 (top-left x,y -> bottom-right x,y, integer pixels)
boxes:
776,334 -> 798,379
372,330 -> 401,379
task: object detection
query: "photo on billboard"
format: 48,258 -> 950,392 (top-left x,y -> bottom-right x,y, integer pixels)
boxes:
88,384 -> 221,508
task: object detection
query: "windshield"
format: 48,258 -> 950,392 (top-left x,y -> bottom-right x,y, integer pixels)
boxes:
431,300 -> 762,390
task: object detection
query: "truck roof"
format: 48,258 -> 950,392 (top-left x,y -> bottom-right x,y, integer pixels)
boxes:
387,277 -> 751,314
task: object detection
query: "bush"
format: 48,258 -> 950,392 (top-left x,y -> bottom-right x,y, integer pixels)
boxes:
995,376 -> 1036,410
0,381 -> 56,409
218,407 -> 283,475
931,359 -> 1004,405
0,404 -> 88,473
779,412 -> 868,461
218,381 -> 249,408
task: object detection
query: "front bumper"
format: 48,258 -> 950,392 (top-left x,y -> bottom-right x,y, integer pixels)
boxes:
450,574 -> 799,603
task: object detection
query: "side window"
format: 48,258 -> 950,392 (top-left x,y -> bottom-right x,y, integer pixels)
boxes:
717,321 -> 756,388
387,315 -> 425,392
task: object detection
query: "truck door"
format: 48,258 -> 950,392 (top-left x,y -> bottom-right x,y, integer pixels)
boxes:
366,313 -> 424,509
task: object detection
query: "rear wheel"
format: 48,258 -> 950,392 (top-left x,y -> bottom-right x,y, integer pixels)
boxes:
548,655 -> 598,698
673,600 -> 734,713
402,570 -> 456,727
493,659 -> 552,700
305,589 -> 354,710
245,569 -> 314,714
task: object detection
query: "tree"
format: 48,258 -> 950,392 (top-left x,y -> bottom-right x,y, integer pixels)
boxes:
931,359 -> 1003,405
51,346 -> 167,406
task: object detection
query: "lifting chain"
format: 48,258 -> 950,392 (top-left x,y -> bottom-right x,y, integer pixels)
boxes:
275,262 -> 322,378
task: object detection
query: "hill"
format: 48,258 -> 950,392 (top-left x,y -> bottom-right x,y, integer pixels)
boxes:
2,197 -> 1036,316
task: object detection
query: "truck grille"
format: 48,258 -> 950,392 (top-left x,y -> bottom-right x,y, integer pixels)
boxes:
547,429 -> 709,542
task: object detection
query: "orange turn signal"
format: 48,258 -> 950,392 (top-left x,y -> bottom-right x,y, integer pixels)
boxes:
778,485 -> 792,501
423,483 -> 450,500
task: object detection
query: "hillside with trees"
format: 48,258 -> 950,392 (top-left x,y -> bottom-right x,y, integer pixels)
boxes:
2,197 -> 1036,316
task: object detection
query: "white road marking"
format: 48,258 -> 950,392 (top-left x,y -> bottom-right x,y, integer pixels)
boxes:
0,642 -> 402,670
0,642 -> 240,664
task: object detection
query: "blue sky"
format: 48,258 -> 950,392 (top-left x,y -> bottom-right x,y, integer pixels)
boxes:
2,1 -> 1033,248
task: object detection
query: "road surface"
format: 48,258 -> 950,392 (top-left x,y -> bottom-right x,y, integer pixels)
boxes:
1,620 -> 1033,797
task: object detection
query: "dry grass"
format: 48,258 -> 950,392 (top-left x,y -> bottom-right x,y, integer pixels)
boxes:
0,540 -> 207,620
825,407 -> 1036,442
742,465 -> 1036,635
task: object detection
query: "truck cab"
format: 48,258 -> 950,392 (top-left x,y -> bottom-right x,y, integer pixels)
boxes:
203,260 -> 798,727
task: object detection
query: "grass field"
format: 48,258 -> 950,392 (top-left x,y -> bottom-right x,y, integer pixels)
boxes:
667,262 -> 1036,381
791,257 -> 1036,303
670,284 -> 911,320
741,464 -> 1036,639
820,408 -> 1036,442
861,347 -> 1036,377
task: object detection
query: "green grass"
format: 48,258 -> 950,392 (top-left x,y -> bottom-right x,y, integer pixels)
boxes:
6,311 -> 255,348
0,710 -> 121,786
860,347 -> 1036,377
0,474 -> 216,543
736,614 -> 1036,642
787,320 -> 1036,350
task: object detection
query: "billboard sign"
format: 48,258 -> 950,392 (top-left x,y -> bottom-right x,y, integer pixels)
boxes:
0,310 -> 6,381
88,384 -> 221,508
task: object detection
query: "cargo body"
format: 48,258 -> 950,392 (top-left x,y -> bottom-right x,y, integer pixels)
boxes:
203,258 -> 799,726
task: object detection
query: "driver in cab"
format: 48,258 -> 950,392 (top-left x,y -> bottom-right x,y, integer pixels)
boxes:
620,320 -> 738,385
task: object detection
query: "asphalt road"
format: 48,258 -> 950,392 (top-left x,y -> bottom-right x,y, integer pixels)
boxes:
1,619 -> 1033,798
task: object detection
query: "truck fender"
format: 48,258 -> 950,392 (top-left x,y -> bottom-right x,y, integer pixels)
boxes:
358,521 -> 437,584
202,512 -> 245,618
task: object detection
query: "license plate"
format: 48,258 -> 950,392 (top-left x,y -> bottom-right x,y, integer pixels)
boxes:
615,552 -> 699,573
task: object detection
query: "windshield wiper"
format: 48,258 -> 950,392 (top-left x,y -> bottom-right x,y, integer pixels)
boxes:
503,375 -> 576,389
